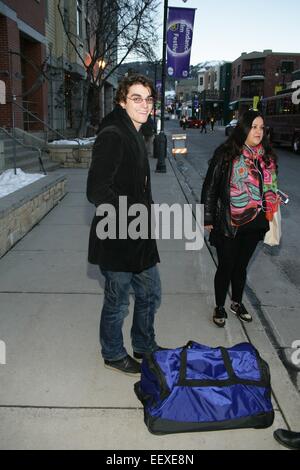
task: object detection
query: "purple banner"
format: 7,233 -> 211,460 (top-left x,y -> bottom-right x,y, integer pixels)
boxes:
156,80 -> 162,96
167,7 -> 196,79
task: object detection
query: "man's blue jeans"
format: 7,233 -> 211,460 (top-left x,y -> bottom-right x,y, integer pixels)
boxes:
100,265 -> 161,361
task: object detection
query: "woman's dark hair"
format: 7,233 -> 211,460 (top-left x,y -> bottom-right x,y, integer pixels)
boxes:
214,110 -> 277,166
115,74 -> 156,104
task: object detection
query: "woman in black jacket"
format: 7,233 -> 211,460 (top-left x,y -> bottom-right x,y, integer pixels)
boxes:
201,110 -> 279,327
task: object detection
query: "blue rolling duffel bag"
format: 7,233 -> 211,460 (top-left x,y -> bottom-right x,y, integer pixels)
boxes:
134,341 -> 274,435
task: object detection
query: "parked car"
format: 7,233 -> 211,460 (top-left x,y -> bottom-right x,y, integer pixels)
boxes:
187,117 -> 202,129
225,119 -> 238,136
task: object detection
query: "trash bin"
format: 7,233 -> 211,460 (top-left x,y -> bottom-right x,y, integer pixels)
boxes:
171,134 -> 187,156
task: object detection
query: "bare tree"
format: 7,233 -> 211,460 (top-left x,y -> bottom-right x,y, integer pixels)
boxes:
58,0 -> 159,136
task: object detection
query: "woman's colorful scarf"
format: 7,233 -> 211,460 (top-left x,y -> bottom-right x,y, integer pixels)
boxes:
230,143 -> 278,226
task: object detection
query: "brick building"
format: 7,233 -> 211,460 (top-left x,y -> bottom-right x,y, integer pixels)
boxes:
230,50 -> 300,116
0,0 -> 47,130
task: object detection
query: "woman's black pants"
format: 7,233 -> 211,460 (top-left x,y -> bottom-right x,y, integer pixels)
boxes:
214,230 -> 261,307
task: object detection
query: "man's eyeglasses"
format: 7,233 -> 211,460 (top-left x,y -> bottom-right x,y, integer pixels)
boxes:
127,96 -> 155,105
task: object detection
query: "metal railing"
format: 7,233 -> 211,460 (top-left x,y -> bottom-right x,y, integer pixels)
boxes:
242,70 -> 265,78
12,100 -> 82,156
0,126 -> 46,175
22,100 -> 39,131
13,100 -> 68,142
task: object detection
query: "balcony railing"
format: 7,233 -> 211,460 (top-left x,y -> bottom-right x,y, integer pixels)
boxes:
242,70 -> 265,78
200,90 -> 223,100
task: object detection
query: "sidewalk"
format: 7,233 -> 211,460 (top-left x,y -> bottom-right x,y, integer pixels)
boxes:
0,155 -> 299,450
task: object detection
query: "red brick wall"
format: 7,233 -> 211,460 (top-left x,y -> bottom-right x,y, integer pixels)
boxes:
21,37 -> 48,130
264,55 -> 300,97
0,15 -> 9,127
0,0 -> 47,130
0,15 -> 23,128
1,0 -> 46,34
230,59 -> 241,101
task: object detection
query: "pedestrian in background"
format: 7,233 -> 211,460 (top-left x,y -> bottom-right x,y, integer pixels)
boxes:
201,110 -> 279,327
210,116 -> 215,131
87,74 -> 162,376
200,118 -> 207,134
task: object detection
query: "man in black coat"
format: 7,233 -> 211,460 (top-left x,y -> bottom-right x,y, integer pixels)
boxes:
87,75 -> 162,376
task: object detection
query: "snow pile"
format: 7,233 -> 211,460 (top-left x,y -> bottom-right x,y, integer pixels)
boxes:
0,168 -> 46,199
48,137 -> 96,146
195,60 -> 226,69
194,60 -> 226,73
166,90 -> 176,98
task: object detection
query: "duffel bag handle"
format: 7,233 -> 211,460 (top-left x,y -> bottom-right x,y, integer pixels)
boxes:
178,344 -> 268,388
182,340 -> 197,350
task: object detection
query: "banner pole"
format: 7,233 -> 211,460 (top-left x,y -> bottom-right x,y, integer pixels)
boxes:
155,0 -> 168,173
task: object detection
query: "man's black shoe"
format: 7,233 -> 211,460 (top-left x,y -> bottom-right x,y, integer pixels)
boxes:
104,354 -> 141,376
133,346 -> 168,362
273,429 -> 300,450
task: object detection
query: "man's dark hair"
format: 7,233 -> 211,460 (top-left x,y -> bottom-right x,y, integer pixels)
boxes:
116,74 -> 156,104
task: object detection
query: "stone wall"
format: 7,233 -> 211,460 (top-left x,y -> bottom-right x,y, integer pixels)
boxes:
0,174 -> 66,258
48,146 -> 92,168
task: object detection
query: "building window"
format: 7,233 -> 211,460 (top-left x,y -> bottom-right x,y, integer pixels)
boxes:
199,77 -> 203,86
237,85 -> 240,97
249,61 -> 264,74
281,61 -> 294,73
238,65 -> 241,77
77,0 -> 83,37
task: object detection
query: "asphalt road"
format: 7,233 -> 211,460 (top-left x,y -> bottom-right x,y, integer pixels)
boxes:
165,119 -> 300,388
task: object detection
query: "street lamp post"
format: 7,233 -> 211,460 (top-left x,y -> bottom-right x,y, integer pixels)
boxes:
155,0 -> 168,173
155,0 -> 189,172
153,59 -> 161,129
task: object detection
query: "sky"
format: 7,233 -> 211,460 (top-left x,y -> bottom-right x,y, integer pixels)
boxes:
156,0 -> 300,65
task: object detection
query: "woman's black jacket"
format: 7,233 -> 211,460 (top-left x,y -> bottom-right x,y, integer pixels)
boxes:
86,105 -> 160,272
201,147 -> 270,241
201,150 -> 237,239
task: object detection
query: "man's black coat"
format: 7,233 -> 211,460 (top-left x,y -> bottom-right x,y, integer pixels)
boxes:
86,105 -> 160,272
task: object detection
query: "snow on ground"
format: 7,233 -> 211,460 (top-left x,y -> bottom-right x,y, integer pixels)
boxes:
48,137 -> 96,146
0,168 -> 46,199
